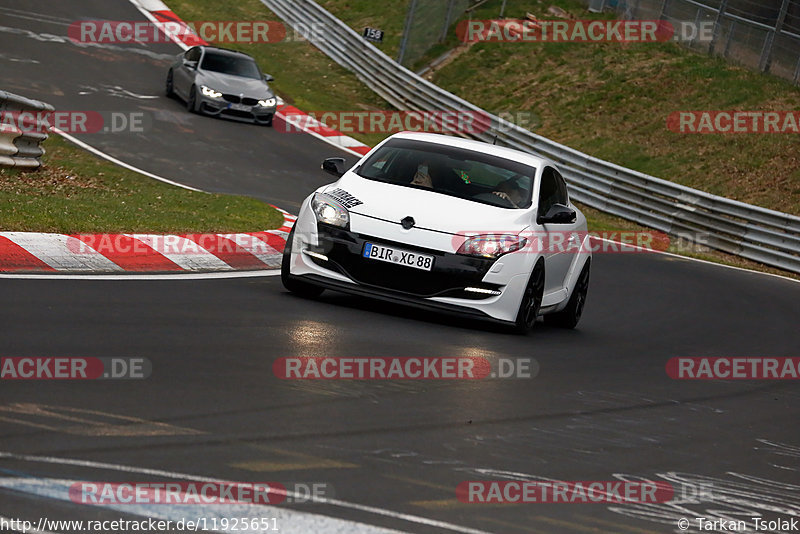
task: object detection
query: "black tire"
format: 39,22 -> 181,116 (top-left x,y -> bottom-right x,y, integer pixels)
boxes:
513,260 -> 545,334
281,227 -> 325,298
165,70 -> 175,98
186,85 -> 197,113
544,260 -> 590,329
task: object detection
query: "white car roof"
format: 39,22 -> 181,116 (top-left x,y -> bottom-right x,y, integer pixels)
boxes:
389,131 -> 549,170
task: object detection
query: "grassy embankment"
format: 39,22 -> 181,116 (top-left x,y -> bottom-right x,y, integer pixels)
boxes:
0,134 -> 283,233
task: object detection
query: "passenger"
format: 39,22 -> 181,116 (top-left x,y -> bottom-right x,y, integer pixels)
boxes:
410,158 -> 434,188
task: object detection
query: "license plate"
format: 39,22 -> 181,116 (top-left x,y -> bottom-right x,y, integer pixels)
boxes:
363,242 -> 434,271
228,103 -> 251,111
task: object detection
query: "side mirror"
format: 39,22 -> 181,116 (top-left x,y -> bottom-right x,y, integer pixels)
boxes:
322,157 -> 346,178
183,59 -> 198,69
263,74 -> 274,82
537,203 -> 576,225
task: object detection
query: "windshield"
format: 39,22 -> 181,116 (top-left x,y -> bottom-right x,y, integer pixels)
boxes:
200,52 -> 261,80
355,138 -> 536,209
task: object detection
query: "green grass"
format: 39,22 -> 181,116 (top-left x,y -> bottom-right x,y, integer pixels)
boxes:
0,134 -> 283,233
317,0 -> 409,60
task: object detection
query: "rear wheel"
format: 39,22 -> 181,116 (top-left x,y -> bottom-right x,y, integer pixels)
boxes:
281,226 -> 325,298
513,260 -> 545,334
544,260 -> 590,329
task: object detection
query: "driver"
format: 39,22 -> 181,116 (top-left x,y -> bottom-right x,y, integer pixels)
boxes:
492,179 -> 526,208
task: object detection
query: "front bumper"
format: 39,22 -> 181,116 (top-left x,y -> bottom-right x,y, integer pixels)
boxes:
288,222 -> 531,323
197,96 -> 275,124
309,225 -> 499,299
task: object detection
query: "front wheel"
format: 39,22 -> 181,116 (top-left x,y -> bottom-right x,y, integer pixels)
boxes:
281,226 -> 324,298
544,260 -> 590,329
165,70 -> 175,98
513,260 -> 545,334
186,85 -> 198,113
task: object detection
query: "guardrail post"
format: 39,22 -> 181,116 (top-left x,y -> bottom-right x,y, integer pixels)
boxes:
758,0 -> 790,73
708,0 -> 729,55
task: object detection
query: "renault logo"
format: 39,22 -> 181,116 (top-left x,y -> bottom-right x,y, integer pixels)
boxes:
401,216 -> 415,230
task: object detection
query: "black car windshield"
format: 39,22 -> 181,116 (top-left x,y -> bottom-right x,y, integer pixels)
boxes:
355,138 -> 536,209
200,52 -> 261,79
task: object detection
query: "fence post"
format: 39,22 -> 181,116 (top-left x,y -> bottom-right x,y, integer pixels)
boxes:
759,0 -> 791,73
397,0 -> 418,65
500,0 -> 508,18
631,0 -> 643,18
708,0 -> 729,55
441,0 -> 456,42
794,54 -> 800,84
659,0 -> 670,20
723,20 -> 736,58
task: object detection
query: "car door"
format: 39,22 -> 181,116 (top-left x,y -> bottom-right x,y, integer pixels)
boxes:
174,47 -> 201,99
538,167 -> 579,296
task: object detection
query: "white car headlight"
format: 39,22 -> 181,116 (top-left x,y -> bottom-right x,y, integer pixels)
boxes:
200,86 -> 223,98
258,97 -> 277,107
312,193 -> 349,228
457,234 -> 527,259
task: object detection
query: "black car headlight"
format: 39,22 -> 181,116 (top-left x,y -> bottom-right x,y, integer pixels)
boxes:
312,193 -> 350,228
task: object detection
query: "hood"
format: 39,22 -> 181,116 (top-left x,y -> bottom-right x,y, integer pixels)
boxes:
196,71 -> 273,99
325,172 -> 532,236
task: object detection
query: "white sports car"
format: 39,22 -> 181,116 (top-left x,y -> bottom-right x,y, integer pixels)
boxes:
282,132 -> 591,333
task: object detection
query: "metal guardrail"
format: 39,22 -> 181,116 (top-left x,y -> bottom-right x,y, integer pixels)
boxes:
262,0 -> 800,274
0,90 -> 52,169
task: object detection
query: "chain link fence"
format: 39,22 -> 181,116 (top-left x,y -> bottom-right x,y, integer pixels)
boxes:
397,0 -> 474,66
589,0 -> 800,85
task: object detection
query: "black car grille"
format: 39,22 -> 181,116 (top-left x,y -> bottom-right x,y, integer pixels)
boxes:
221,95 -> 260,106
314,225 -> 495,297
